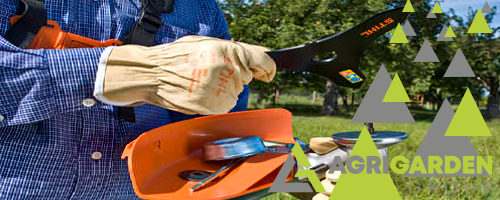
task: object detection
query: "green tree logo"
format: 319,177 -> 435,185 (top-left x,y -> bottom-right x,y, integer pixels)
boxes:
329,126 -> 402,199
390,24 -> 409,44
445,88 -> 492,136
269,142 -> 325,193
468,9 -> 492,33
383,73 -> 411,102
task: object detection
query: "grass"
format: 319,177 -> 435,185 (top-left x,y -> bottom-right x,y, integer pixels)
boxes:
248,94 -> 500,200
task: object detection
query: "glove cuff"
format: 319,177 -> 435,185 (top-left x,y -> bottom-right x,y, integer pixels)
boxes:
94,45 -> 159,106
94,46 -> 137,106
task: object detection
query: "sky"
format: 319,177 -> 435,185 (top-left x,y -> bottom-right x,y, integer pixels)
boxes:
439,0 -> 499,28
436,1 -> 498,96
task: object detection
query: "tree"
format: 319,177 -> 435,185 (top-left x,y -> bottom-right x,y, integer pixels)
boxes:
221,0 -> 390,114
220,0 -> 326,106
220,0 -> 499,118
451,6 -> 499,118
322,81 -> 339,115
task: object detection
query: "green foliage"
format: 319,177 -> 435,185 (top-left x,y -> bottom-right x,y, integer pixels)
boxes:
219,0 -> 499,116
258,94 -> 500,200
219,0 -> 391,102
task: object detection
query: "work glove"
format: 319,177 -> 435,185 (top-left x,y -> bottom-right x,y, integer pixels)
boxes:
309,137 -> 339,155
94,36 -> 276,115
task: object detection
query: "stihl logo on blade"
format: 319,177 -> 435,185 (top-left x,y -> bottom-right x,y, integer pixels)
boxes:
360,17 -> 395,37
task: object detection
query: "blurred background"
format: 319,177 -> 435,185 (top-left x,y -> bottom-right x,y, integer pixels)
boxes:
218,0 -> 499,199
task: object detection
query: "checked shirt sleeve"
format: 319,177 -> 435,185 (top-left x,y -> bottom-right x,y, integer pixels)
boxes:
0,36 -> 106,127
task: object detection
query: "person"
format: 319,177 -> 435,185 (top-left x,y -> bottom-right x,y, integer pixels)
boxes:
0,0 -> 275,199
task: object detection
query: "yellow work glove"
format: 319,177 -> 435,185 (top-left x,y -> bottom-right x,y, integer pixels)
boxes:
94,36 -> 276,115
309,137 -> 339,155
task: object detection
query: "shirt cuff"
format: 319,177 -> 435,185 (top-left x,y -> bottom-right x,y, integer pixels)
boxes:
93,46 -> 116,105
45,47 -> 107,113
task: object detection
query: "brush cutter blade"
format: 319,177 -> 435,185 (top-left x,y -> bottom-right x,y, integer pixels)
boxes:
267,7 -> 410,88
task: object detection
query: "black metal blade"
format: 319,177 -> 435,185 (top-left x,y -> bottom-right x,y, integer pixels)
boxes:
266,7 -> 410,88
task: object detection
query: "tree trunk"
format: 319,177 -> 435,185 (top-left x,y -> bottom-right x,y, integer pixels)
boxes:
311,91 -> 317,103
322,81 -> 339,115
485,78 -> 500,119
274,89 -> 280,103
350,93 -> 355,108
435,89 -> 442,111
341,93 -> 349,112
257,91 -> 265,105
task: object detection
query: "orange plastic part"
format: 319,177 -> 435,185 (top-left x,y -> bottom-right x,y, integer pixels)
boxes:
121,109 -> 296,200
10,15 -> 122,49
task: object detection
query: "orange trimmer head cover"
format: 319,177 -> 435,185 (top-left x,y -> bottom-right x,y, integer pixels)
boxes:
121,109 -> 296,200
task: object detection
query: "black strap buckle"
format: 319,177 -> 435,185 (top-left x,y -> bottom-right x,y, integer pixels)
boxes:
138,11 -> 163,33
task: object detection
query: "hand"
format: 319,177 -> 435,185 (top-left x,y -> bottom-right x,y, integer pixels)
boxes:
95,36 -> 276,115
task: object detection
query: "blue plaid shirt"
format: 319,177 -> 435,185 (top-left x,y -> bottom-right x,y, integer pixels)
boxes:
0,0 -> 249,199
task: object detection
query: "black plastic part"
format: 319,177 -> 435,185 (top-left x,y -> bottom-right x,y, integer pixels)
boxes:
138,11 -> 164,33
365,123 -> 375,135
179,170 -> 212,181
4,0 -> 46,48
122,0 -> 175,46
117,107 -> 137,123
266,7 -> 410,88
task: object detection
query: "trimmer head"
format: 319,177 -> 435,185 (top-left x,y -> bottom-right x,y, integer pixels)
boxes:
267,7 -> 410,88
332,131 -> 408,149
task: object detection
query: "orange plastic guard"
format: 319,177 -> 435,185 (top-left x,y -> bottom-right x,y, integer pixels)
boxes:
10,15 -> 122,49
121,109 -> 296,200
